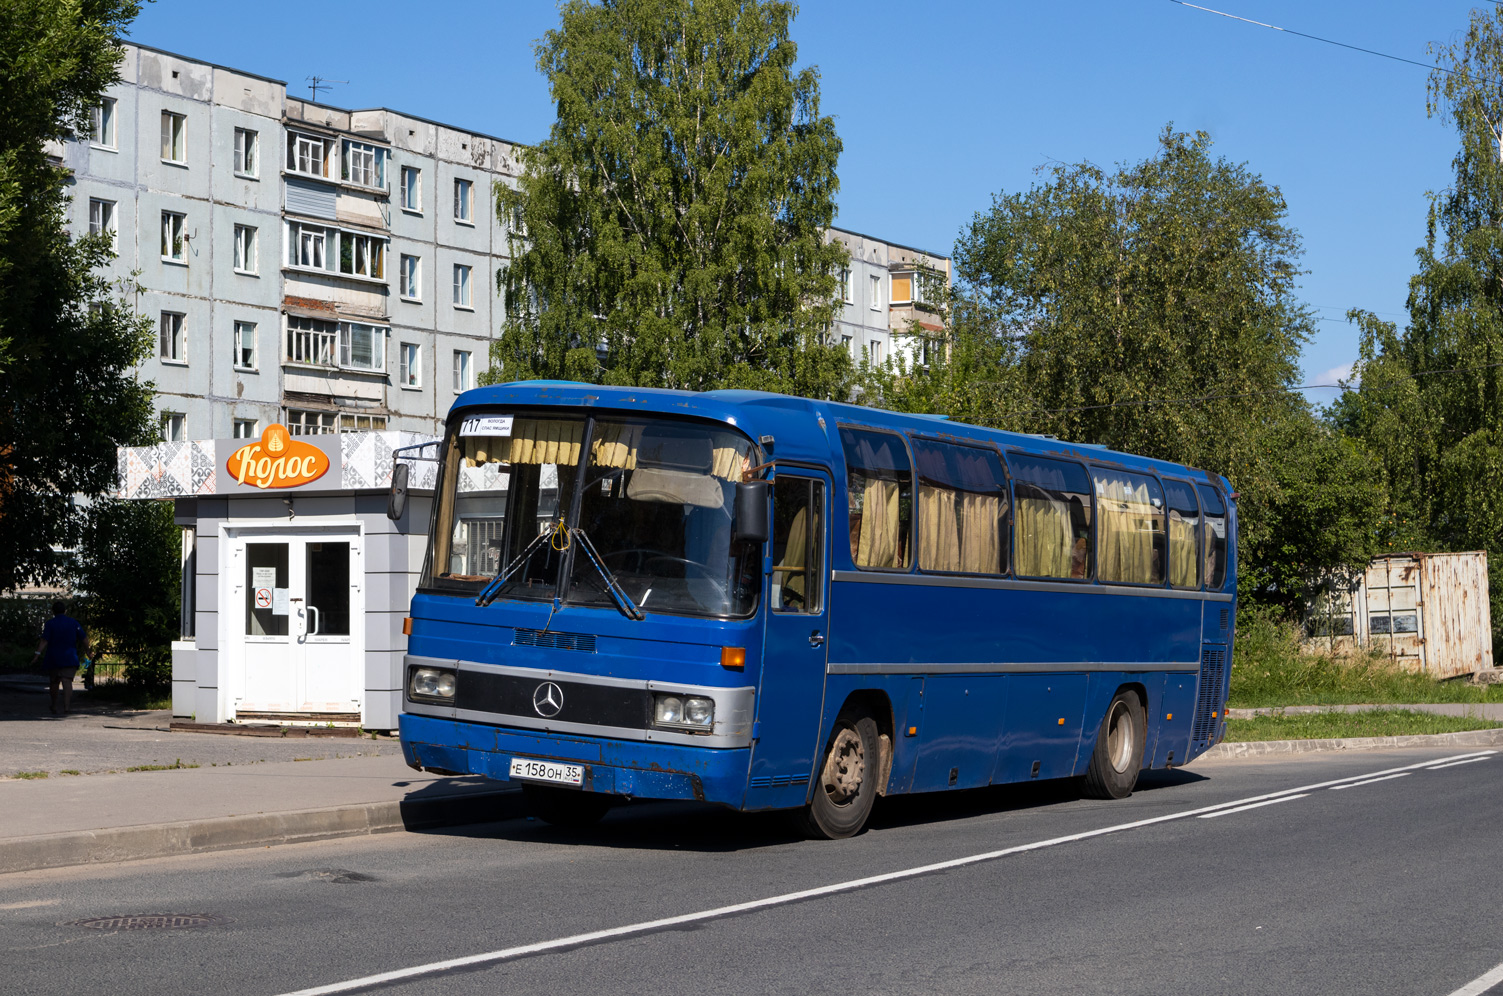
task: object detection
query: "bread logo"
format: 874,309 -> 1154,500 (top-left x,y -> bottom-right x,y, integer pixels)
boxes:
227,424 -> 330,489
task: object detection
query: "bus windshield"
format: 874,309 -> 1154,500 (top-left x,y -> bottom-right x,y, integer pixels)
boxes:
422,412 -> 760,618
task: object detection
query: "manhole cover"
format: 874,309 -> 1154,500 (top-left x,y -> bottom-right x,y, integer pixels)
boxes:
65,913 -> 230,930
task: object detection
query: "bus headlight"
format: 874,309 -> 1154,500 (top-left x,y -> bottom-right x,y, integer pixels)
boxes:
653,693 -> 714,731
410,667 -> 457,702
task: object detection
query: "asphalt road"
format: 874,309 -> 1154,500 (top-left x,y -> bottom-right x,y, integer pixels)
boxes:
4,746 -> 1502,996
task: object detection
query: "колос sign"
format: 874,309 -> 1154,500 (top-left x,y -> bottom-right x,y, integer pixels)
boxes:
226,424 -> 330,489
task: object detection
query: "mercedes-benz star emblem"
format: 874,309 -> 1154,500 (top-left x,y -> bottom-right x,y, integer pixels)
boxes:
532,681 -> 564,718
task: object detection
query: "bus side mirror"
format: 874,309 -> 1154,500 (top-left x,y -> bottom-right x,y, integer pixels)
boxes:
387,462 -> 410,521
733,480 -> 769,544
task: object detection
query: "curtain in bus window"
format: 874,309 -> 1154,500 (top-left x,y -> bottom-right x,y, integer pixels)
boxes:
841,427 -> 913,570
917,485 -> 961,571
1010,455 -> 1091,579
1015,492 -> 1073,577
912,438 -> 1008,575
856,478 -> 903,568
1168,512 -> 1198,587
1198,484 -> 1228,589
959,493 -> 1001,573
1093,471 -> 1165,585
464,419 -> 583,467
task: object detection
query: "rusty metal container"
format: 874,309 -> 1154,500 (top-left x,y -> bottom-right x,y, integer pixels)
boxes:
1301,551 -> 1493,678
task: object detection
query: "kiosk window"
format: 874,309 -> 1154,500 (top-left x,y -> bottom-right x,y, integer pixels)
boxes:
771,477 -> 824,613
841,428 -> 912,570
912,438 -> 1009,575
1010,455 -> 1092,579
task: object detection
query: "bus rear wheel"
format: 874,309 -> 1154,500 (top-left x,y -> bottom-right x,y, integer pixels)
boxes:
523,785 -> 613,828
799,713 -> 881,840
1082,690 -> 1145,800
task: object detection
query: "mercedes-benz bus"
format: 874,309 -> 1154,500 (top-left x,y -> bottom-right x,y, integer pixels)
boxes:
393,382 -> 1235,838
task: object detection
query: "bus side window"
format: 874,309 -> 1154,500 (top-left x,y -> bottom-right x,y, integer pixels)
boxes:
840,427 -> 912,571
771,477 -> 824,613
1161,479 -> 1201,589
1010,455 -> 1093,580
1197,484 -> 1228,589
911,438 -> 1010,575
1091,469 -> 1165,585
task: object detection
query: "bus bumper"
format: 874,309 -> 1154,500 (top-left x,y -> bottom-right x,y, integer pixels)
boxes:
399,713 -> 753,809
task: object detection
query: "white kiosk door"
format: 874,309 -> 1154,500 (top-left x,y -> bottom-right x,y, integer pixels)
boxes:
234,528 -> 363,714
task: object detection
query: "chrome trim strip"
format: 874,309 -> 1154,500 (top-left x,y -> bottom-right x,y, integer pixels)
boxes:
402,654 -> 756,748
829,570 -> 1235,602
827,661 -> 1200,675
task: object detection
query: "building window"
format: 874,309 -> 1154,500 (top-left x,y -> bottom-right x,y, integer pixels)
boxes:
161,210 -> 186,262
286,315 -> 337,366
869,339 -> 884,366
159,312 -> 185,363
840,268 -> 853,304
286,409 -> 336,435
509,204 -> 527,236
91,98 -> 116,149
339,322 -> 386,372
400,254 -> 420,300
453,350 -> 472,392
234,128 -> 258,177
341,140 -> 387,188
453,263 -> 472,308
339,413 -> 387,432
399,342 -> 420,388
160,412 -> 186,442
233,321 -> 257,370
842,334 -> 854,356
454,178 -> 473,223
401,166 -> 421,211
233,419 -> 258,439
287,132 -> 332,178
233,224 -> 257,274
160,111 -> 186,163
286,220 -> 332,271
339,233 -> 385,279
869,274 -> 882,311
890,271 -> 913,305
88,198 -> 116,249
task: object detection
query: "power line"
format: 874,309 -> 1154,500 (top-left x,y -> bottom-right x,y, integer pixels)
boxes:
1166,1 -> 1503,88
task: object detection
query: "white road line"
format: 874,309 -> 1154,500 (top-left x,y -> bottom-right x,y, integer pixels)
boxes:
1196,794 -> 1309,818
1330,772 -> 1411,791
1428,757 -> 1493,771
272,748 -> 1500,996
1447,959 -> 1503,996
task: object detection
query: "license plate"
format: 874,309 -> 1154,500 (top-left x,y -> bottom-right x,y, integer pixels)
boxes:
509,757 -> 584,786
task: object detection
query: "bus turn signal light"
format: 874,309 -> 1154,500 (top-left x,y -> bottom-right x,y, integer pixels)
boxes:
721,646 -> 745,670
402,617 -> 413,636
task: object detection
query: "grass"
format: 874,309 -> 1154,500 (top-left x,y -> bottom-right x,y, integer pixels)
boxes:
59,770 -> 81,776
1230,610 -> 1503,708
123,759 -> 198,772
1225,709 -> 1503,742
12,771 -> 48,780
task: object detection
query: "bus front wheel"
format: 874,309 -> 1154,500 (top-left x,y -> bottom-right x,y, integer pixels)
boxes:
1082,690 -> 1145,800
799,713 -> 881,840
523,785 -> 613,828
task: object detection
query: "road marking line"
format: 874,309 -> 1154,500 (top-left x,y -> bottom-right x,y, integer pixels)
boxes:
1428,757 -> 1493,771
1448,959 -> 1503,996
1196,794 -> 1308,818
1330,772 -> 1410,790
272,748 -> 1500,996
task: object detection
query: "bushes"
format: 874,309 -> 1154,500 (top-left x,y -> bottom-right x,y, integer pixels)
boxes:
73,498 -> 179,689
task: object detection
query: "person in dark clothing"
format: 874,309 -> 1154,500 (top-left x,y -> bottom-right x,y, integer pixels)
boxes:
32,601 -> 89,716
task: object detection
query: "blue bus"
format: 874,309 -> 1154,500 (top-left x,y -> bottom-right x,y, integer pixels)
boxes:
393,382 -> 1235,838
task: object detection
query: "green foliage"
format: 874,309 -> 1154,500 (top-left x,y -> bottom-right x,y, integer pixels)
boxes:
1224,709 -> 1503,743
888,128 -> 1386,607
489,0 -> 852,398
0,0 -> 155,590
74,498 -> 179,688
1330,7 -> 1503,639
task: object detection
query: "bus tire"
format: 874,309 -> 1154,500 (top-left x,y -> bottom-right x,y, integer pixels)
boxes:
800,713 -> 881,839
1082,690 -> 1145,800
523,785 -> 613,828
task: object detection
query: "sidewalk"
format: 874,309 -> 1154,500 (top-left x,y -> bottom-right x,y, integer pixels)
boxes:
0,673 -> 522,875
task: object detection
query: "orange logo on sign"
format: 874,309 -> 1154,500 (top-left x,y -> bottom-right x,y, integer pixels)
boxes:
226,425 -> 330,489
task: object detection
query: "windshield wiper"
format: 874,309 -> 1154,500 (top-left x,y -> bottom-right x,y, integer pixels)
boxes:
476,526 -> 556,607
569,527 -> 645,621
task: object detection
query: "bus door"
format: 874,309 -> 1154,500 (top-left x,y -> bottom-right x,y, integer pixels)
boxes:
746,470 -> 831,810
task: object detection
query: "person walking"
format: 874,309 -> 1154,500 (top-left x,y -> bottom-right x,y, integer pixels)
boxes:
32,601 -> 89,716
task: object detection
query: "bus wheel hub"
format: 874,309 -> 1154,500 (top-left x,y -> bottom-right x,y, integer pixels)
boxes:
823,728 -> 865,803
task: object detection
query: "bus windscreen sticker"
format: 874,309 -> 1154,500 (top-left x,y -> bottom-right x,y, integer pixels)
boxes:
460,415 -> 514,437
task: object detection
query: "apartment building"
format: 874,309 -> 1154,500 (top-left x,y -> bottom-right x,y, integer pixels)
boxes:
828,227 -> 951,370
61,43 -> 521,442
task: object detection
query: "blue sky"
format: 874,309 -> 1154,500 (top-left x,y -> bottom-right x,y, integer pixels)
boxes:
130,0 -> 1483,403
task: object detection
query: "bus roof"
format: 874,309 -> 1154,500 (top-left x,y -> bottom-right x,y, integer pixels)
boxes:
454,382 -> 1232,492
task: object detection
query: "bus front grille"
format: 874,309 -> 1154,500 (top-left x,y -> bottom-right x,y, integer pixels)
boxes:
514,629 -> 597,653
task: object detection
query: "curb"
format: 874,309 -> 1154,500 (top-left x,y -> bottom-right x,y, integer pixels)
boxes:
1202,726 -> 1503,759
0,788 -> 526,876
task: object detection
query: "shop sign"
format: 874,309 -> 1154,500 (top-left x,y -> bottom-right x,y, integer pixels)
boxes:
226,425 -> 331,490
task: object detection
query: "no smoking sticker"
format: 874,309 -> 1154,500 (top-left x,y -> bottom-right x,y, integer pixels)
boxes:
254,587 -> 272,608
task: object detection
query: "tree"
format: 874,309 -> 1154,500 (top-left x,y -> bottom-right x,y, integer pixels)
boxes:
1332,7 -> 1503,636
75,497 -> 179,687
488,0 -> 852,398
0,0 -> 155,591
894,128 -> 1386,608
